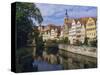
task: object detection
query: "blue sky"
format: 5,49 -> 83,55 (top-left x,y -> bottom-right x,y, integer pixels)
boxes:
35,3 -> 97,26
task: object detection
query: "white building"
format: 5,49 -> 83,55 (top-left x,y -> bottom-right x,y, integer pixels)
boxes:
69,19 -> 77,44
39,25 -> 59,41
59,26 -> 64,39
42,30 -> 50,41
76,21 -> 82,41
80,24 -> 86,43
69,19 -> 86,44
50,29 -> 56,39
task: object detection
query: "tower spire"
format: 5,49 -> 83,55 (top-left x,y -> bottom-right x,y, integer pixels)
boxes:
65,9 -> 68,20
63,9 -> 69,38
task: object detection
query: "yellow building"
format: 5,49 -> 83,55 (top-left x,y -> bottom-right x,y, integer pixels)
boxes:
63,18 -> 69,38
86,17 -> 97,40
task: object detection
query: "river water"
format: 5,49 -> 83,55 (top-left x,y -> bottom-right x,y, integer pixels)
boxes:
59,49 -> 97,69
32,46 -> 97,71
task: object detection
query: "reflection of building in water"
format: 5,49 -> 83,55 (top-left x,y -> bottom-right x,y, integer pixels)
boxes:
59,48 -> 97,69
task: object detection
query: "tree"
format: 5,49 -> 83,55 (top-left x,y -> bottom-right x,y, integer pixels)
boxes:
59,37 -> 69,44
33,28 -> 44,57
16,2 -> 43,48
89,39 -> 97,47
75,40 -> 82,46
84,37 -> 89,46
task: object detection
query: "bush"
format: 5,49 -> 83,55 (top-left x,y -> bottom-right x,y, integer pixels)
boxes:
58,37 -> 69,44
89,39 -> 97,47
84,37 -> 89,46
74,40 -> 82,46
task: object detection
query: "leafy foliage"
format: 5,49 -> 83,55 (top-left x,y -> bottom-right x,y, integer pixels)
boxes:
59,37 -> 69,44
45,40 -> 58,54
84,37 -> 89,46
89,39 -> 97,47
16,2 -> 43,48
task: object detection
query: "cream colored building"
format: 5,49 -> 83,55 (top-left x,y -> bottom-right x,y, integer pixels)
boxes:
42,30 -> 50,41
39,25 -> 59,41
86,17 -> 97,40
76,21 -> 86,44
63,18 -> 69,38
80,24 -> 86,43
76,21 -> 82,40
69,19 -> 86,44
69,19 -> 77,44
50,28 -> 58,40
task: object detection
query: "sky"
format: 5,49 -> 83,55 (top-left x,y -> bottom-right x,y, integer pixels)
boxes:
35,3 -> 97,26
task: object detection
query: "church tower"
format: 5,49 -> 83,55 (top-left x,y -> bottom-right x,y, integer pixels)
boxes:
63,9 -> 69,38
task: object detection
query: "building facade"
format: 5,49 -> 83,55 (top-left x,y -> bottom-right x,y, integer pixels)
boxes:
63,18 -> 69,38
69,19 -> 86,45
80,24 -> 86,43
69,19 -> 77,44
38,25 -> 60,41
86,17 -> 97,40
37,17 -> 97,45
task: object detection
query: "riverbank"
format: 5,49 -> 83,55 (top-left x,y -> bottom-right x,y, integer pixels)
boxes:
59,44 -> 97,58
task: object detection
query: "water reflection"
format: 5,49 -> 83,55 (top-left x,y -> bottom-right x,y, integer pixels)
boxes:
32,45 -> 97,71
59,49 -> 97,69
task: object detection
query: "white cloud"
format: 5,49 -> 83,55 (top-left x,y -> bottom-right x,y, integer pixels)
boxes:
35,3 -> 97,25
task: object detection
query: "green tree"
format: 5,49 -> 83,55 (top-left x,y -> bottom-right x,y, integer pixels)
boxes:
16,2 -> 43,48
89,39 -> 97,47
84,37 -> 89,46
75,40 -> 82,46
59,37 -> 69,44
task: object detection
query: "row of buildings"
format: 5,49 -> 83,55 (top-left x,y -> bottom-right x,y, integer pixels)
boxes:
37,17 -> 97,45
62,17 -> 97,44
38,24 -> 61,41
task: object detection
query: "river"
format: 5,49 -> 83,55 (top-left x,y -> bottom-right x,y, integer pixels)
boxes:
32,45 -> 97,71
59,49 -> 97,69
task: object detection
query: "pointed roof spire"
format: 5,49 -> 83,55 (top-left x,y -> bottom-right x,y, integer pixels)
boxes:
65,9 -> 68,20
